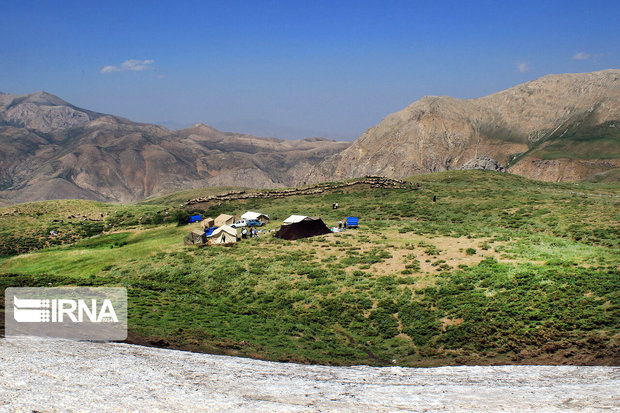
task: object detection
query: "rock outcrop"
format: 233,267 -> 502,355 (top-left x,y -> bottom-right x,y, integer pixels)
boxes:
461,156 -> 505,172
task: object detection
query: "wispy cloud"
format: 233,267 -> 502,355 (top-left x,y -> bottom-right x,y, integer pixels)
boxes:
572,52 -> 606,61
101,59 -> 155,74
516,62 -> 529,73
572,52 -> 591,60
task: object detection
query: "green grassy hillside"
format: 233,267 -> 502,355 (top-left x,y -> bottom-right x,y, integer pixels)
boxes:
534,121 -> 620,160
1,171 -> 618,366
0,198 -> 176,256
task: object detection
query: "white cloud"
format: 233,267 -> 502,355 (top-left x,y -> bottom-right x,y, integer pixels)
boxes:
101,59 -> 155,74
100,65 -> 119,73
517,62 -> 529,73
572,52 -> 591,60
572,52 -> 606,61
573,52 -> 592,60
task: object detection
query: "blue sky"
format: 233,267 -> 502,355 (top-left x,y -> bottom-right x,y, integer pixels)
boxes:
1,1 -> 618,139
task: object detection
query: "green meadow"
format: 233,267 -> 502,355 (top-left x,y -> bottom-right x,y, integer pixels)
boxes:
1,170 -> 618,366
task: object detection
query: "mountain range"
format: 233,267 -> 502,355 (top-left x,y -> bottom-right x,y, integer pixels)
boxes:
0,92 -> 349,204
1,69 -> 618,204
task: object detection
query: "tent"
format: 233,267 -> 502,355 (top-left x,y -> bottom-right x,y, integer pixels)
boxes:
240,211 -> 270,223
184,229 -> 207,245
200,217 -> 215,229
274,218 -> 330,240
214,214 -> 234,227
210,225 -> 238,244
188,214 -> 202,223
283,215 -> 310,224
345,217 -> 359,228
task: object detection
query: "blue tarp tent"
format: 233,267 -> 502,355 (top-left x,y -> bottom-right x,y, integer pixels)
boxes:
204,226 -> 218,237
188,214 -> 202,223
346,217 -> 359,227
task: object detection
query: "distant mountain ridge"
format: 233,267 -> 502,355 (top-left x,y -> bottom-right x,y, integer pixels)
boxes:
1,70 -> 617,205
306,69 -> 620,183
0,93 -> 350,204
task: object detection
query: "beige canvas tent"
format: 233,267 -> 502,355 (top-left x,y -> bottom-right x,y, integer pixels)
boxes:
200,217 -> 215,229
240,211 -> 270,223
210,225 -> 238,244
184,229 -> 207,245
215,214 -> 234,227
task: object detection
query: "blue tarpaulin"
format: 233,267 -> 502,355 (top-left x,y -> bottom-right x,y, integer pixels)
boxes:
204,226 -> 218,237
188,214 -> 202,223
346,217 -> 359,227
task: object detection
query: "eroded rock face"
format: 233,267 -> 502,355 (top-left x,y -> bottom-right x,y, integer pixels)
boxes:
461,156 -> 505,172
306,70 -> 620,183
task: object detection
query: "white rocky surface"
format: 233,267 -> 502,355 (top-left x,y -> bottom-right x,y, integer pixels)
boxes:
0,337 -> 618,412
460,156 -> 505,172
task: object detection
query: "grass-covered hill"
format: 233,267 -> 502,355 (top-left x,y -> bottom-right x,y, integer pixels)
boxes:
1,171 -> 618,366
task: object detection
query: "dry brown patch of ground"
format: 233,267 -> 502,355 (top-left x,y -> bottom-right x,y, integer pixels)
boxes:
440,317 -> 465,332
267,230 -> 518,280
363,232 -> 511,276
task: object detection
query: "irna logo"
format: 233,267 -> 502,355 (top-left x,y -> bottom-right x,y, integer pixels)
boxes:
5,287 -> 127,340
13,296 -> 119,323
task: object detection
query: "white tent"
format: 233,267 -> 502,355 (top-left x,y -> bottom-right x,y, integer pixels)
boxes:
240,211 -> 270,222
283,215 -> 310,224
210,225 -> 238,244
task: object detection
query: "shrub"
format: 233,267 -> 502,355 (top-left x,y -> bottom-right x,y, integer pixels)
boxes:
172,210 -> 191,226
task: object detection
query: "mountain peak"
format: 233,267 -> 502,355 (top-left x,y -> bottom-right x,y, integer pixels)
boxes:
0,91 -> 103,132
23,91 -> 69,106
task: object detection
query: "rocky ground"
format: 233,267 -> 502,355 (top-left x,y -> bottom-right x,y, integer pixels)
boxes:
0,337 -> 618,412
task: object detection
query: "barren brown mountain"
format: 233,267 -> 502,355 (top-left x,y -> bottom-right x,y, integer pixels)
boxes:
2,70 -> 617,205
306,69 -> 620,183
0,92 -> 350,204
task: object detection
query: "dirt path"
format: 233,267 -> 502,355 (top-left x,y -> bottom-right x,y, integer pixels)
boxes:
1,337 -> 618,412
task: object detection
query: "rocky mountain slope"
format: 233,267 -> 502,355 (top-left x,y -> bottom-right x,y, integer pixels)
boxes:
306,70 -> 620,183
0,93 -> 349,204
0,91 -> 103,131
